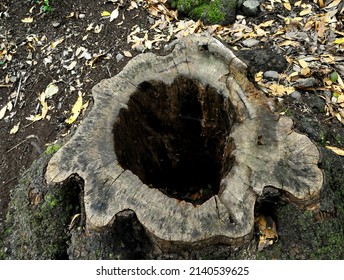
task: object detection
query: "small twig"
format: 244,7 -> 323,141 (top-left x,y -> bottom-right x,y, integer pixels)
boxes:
6,139 -> 26,153
5,134 -> 41,153
13,74 -> 23,108
3,176 -> 17,185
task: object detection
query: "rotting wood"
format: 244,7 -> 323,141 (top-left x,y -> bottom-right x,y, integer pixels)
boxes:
45,35 -> 324,248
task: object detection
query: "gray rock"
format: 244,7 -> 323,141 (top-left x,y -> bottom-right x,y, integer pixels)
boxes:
242,0 -> 260,16
116,53 -> 124,62
293,77 -> 318,89
242,38 -> 260,47
291,91 -> 301,99
9,76 -> 17,83
263,70 -> 280,80
52,21 -> 60,28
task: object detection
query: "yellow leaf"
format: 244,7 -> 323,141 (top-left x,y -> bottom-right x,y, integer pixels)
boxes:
255,71 -> 263,82
278,40 -> 300,47
300,6 -> 312,16
294,0 -> 302,6
334,37 -> 344,45
65,92 -> 83,124
298,59 -> 308,68
10,122 -> 20,134
338,95 -> 344,104
300,67 -> 311,76
283,2 -> 291,11
123,51 -> 132,57
21,17 -> 33,23
26,114 -> 42,122
326,0 -> 341,9
51,38 -> 64,49
44,83 -> 59,99
269,84 -> 295,96
325,146 -> 344,156
255,27 -> 266,37
101,11 -> 111,17
259,20 -> 274,28
0,104 -> 7,119
39,92 -> 49,119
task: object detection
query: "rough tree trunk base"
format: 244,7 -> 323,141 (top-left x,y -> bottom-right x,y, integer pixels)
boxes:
2,36 -> 341,260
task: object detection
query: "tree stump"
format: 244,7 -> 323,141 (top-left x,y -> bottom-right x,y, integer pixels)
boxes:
45,35 -> 324,249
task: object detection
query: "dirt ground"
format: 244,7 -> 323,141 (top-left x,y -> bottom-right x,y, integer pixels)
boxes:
0,0 -> 155,226
1,0 -> 344,234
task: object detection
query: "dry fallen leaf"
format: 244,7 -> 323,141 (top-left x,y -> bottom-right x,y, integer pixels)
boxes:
326,0 -> 341,9
110,8 -> 119,22
10,122 -> 20,134
65,91 -> 83,124
300,5 -> 312,16
101,11 -> 111,17
334,37 -> 344,45
0,105 -> 7,119
64,60 -> 77,71
21,17 -> 33,23
51,38 -> 64,49
282,0 -> 291,11
44,83 -> 59,99
255,71 -> 263,82
325,146 -> 344,156
123,50 -> 132,57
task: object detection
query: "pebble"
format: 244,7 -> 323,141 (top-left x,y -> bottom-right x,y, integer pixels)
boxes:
293,77 -> 318,89
52,21 -> 61,28
116,53 -> 124,62
79,13 -> 86,19
9,76 -> 17,83
263,70 -> 280,80
242,38 -> 260,47
291,91 -> 301,99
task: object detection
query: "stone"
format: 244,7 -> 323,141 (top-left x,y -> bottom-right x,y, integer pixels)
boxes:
45,35 -> 324,249
241,0 -> 260,16
293,77 -> 318,89
52,21 -> 61,28
263,70 -> 280,80
242,38 -> 260,47
291,91 -> 301,99
115,53 -> 124,62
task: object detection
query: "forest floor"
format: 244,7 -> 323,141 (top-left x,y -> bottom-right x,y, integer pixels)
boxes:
1,0 -> 344,235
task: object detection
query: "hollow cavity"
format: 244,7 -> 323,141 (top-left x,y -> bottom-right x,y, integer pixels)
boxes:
113,76 -> 236,204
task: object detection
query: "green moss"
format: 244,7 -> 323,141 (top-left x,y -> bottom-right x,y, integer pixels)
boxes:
44,143 -> 61,155
190,1 -> 226,24
2,154 -> 82,259
169,0 -> 237,24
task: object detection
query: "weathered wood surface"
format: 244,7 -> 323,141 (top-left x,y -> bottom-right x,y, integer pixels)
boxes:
45,35 -> 324,246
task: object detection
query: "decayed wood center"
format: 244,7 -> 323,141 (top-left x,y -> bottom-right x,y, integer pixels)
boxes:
45,35 -> 324,246
113,77 -> 236,205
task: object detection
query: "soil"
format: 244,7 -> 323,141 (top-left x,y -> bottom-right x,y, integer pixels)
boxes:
0,0 -> 154,226
1,0 -> 344,259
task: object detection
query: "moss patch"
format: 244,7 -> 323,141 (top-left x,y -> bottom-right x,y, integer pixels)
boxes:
257,148 -> 344,259
1,153 -> 83,259
169,0 -> 237,24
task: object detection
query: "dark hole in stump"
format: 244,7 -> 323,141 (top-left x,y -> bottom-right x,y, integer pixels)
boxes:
113,76 -> 237,205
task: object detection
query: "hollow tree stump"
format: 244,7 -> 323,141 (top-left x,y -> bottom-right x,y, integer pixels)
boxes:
45,35 -> 324,248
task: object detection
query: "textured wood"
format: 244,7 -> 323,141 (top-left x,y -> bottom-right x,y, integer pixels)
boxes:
45,35 -> 324,246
